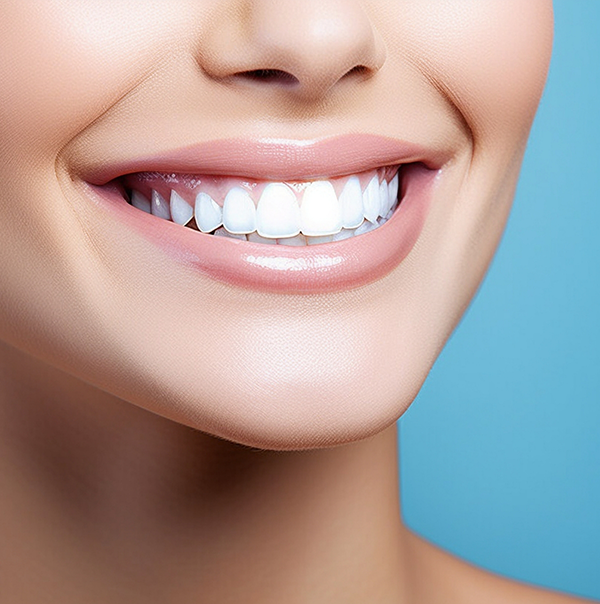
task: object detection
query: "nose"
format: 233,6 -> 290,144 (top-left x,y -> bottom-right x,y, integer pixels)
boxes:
197,0 -> 386,101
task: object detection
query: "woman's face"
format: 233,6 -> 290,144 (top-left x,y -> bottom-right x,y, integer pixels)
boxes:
0,1 -> 552,449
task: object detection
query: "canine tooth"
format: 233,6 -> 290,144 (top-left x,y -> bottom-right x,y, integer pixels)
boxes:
223,186 -> 257,234
362,176 -> 380,224
195,192 -> 223,233
339,176 -> 364,229
248,231 -> 277,244
214,227 -> 247,240
300,181 -> 342,236
276,234 -> 307,246
306,234 -> 334,245
256,183 -> 300,238
170,190 -> 194,225
332,228 -> 356,241
389,172 -> 399,207
382,174 -> 398,216
379,180 -> 389,217
131,190 -> 151,214
151,189 -> 171,220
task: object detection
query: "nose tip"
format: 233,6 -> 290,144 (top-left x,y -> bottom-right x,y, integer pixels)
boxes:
198,0 -> 386,101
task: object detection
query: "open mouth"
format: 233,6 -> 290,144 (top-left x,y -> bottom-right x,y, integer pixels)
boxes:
118,164 -> 402,246
82,135 -> 441,293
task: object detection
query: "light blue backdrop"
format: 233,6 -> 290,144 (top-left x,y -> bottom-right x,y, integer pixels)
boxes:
400,1 -> 600,600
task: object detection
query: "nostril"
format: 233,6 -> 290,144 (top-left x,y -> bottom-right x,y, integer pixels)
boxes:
343,65 -> 371,80
345,65 -> 369,76
237,69 -> 299,86
232,65 -> 370,96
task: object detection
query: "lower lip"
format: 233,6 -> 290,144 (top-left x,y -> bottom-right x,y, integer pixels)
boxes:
87,163 -> 436,294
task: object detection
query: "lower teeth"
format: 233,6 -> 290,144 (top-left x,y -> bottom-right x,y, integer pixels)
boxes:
127,198 -> 399,246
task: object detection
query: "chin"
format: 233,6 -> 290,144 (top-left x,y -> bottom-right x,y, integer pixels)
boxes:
135,361 -> 422,452
94,278 -> 443,451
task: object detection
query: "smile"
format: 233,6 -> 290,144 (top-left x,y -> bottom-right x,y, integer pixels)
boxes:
84,134 -> 443,294
121,166 -> 400,246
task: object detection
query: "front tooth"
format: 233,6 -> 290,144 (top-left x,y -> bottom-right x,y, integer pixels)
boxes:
248,231 -> 277,245
362,176 -> 380,224
131,190 -> 151,214
151,189 -> 171,220
306,234 -> 334,245
339,176 -> 364,229
213,227 -> 247,241
378,180 -> 389,218
276,233 -> 307,246
195,192 -> 223,233
300,181 -> 342,236
170,190 -> 194,225
256,183 -> 300,238
223,186 -> 257,234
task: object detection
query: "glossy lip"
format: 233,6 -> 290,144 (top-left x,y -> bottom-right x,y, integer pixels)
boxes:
83,134 -> 443,294
87,134 -> 447,184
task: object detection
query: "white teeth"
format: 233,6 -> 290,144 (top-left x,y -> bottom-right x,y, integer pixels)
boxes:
339,176 -> 364,229
300,181 -> 343,236
214,227 -> 247,240
222,186 -> 256,234
353,220 -> 378,236
130,168 -> 401,244
256,183 -> 301,238
389,172 -> 399,200
131,190 -> 151,214
169,190 -> 194,225
151,189 -> 171,220
362,176 -> 380,224
195,192 -> 223,233
381,174 -> 397,217
248,231 -> 277,244
378,180 -> 389,218
306,234 -> 334,245
388,173 -> 399,214
332,227 -> 356,241
276,233 -> 307,246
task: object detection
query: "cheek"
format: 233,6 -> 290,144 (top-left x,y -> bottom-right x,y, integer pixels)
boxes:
0,2 -> 183,152
392,0 -> 553,141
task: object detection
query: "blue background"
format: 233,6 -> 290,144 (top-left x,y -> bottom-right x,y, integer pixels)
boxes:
400,1 -> 600,600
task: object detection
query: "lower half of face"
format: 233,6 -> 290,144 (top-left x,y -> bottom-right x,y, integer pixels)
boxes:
0,0 -> 553,449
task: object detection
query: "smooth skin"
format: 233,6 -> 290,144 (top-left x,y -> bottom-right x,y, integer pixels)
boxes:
0,1 -> 589,602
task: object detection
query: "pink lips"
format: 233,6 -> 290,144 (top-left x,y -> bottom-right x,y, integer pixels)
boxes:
86,135 -> 442,294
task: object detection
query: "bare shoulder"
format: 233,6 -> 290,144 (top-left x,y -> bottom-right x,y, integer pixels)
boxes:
404,529 -> 595,604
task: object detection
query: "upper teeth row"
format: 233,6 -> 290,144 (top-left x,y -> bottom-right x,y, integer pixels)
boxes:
130,173 -> 399,239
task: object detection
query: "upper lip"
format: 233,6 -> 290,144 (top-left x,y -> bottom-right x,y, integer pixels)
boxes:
85,133 -> 451,186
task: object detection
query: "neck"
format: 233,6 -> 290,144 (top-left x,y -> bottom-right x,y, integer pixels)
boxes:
0,341 -> 413,603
